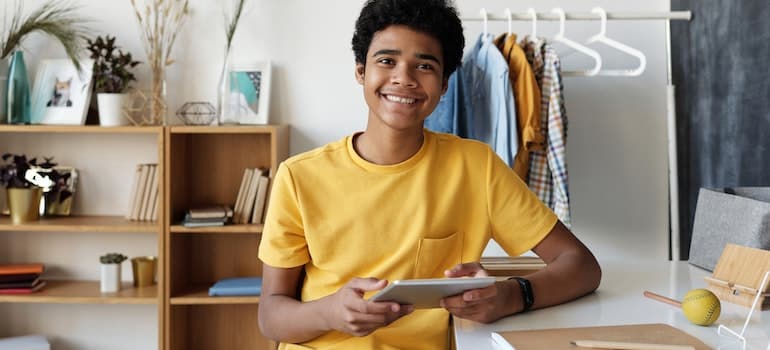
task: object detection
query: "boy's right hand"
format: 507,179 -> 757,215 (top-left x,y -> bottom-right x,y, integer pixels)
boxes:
323,277 -> 414,337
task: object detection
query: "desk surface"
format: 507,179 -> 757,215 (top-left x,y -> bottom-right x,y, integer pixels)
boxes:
454,260 -> 770,350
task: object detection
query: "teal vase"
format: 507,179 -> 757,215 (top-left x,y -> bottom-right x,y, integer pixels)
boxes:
6,51 -> 31,124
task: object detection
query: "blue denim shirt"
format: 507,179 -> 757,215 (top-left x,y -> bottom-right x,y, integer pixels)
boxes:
425,33 -> 518,166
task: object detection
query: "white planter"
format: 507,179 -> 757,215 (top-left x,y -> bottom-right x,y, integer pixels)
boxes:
97,93 -> 130,126
100,263 -> 121,293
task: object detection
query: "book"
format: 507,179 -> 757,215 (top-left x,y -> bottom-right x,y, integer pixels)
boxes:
148,164 -> 160,222
0,273 -> 40,283
0,280 -> 46,294
182,220 -> 226,228
131,164 -> 150,221
186,205 -> 233,220
140,164 -> 157,221
125,164 -> 142,219
0,335 -> 50,349
0,263 -> 45,275
208,277 -> 262,296
0,276 -> 41,289
233,168 -> 254,224
250,175 -> 270,224
240,168 -> 263,224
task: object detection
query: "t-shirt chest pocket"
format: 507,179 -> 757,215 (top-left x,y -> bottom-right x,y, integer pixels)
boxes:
414,231 -> 463,278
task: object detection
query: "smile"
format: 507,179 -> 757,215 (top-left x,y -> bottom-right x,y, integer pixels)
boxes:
383,94 -> 417,104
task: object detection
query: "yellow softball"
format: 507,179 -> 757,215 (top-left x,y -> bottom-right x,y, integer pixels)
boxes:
681,288 -> 721,326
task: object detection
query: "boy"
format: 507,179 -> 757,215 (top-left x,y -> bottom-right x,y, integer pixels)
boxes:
257,1 -> 601,349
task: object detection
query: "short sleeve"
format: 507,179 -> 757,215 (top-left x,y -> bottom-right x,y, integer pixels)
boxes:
258,163 -> 310,268
486,148 -> 557,256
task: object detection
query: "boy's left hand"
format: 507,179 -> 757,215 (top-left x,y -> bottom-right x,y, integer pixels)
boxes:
440,262 -> 508,323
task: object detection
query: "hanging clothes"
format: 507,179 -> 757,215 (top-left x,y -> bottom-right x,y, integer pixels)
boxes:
521,36 -> 571,226
425,33 -> 518,167
494,33 -> 545,180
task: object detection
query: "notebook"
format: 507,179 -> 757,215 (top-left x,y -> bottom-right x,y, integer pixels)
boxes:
208,277 -> 262,296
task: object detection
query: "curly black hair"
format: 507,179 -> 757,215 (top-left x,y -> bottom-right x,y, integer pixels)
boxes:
352,0 -> 464,78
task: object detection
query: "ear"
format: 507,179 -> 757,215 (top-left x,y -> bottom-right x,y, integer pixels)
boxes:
441,77 -> 449,95
355,63 -> 365,85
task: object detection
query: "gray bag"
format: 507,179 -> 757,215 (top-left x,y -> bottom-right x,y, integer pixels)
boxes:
688,187 -> 770,271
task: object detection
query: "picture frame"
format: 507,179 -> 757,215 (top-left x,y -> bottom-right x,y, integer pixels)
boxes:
30,59 -> 94,125
222,61 -> 271,125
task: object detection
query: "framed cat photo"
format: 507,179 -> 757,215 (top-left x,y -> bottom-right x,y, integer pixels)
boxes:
31,59 -> 94,125
221,61 -> 272,125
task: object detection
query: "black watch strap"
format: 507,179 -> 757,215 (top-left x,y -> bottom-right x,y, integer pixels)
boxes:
509,277 -> 534,312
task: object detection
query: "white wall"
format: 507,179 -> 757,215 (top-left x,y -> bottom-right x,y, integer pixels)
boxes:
9,0 -> 672,347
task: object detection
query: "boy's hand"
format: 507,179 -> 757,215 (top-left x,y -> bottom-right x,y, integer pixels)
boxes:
441,262 -> 508,323
324,277 -> 414,337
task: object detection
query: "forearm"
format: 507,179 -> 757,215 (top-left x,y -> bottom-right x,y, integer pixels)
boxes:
258,294 -> 331,343
524,248 -> 601,310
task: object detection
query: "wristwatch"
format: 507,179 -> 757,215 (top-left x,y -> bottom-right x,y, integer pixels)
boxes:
510,277 -> 534,312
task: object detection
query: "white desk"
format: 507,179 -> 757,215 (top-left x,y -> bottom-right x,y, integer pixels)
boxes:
454,260 -> 770,349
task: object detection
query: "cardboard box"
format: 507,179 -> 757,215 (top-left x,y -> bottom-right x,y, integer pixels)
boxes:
688,187 -> 770,271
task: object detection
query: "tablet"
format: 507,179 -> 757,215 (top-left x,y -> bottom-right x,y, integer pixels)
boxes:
368,277 -> 497,309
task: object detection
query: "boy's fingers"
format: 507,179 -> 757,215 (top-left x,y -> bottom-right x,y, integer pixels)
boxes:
444,262 -> 487,277
347,277 -> 388,292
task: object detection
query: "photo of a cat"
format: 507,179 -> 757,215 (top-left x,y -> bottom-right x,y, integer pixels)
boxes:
31,59 -> 93,124
46,78 -> 74,108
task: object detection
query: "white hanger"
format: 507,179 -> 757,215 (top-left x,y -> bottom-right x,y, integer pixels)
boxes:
480,8 -> 488,37
504,8 -> 513,36
551,7 -> 602,77
527,8 -> 537,38
587,7 -> 647,76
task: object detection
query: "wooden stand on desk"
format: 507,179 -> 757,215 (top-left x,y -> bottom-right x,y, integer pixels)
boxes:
704,244 -> 770,310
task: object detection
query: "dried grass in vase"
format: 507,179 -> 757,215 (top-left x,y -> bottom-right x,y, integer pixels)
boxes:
130,0 -> 189,125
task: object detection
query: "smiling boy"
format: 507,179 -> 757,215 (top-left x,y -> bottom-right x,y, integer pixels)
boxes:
257,1 -> 601,349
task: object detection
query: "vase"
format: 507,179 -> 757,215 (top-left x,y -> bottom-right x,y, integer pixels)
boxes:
100,263 -> 121,293
6,51 -> 31,125
7,187 -> 42,224
149,67 -> 166,125
97,93 -> 131,126
217,50 -> 237,125
0,57 -> 9,124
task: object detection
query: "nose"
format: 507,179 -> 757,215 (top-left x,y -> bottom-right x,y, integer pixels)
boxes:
391,64 -> 417,88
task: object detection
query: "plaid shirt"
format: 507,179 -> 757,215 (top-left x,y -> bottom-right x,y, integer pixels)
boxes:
521,37 -> 571,227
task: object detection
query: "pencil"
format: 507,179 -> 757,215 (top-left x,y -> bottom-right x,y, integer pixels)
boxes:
643,290 -> 683,308
571,339 -> 695,350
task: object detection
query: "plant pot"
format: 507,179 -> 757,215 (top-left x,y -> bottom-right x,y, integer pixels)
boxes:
97,93 -> 130,126
131,256 -> 157,287
7,187 -> 42,224
100,263 -> 121,293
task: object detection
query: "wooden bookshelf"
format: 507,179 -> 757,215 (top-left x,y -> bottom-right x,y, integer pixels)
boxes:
0,125 -> 165,349
0,280 -> 157,304
165,125 -> 288,350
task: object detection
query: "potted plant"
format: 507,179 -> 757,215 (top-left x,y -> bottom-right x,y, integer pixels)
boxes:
86,35 -> 140,126
0,153 -> 71,224
0,1 -> 91,124
99,252 -> 127,293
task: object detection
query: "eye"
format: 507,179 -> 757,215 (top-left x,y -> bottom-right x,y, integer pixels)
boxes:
376,58 -> 395,65
417,63 -> 435,71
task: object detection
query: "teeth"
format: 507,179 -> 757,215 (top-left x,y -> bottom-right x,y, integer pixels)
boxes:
384,94 -> 416,104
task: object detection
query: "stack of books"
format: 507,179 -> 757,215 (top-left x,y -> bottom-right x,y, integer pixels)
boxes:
182,206 -> 234,227
232,167 -> 273,224
208,277 -> 262,296
126,163 -> 160,222
480,256 -> 546,277
0,263 -> 46,294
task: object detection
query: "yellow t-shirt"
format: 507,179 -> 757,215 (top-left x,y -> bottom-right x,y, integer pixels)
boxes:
259,130 -> 557,350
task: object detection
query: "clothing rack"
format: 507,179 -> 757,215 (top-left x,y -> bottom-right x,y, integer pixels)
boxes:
461,9 -> 693,261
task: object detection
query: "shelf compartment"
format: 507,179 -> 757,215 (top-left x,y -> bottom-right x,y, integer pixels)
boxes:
0,280 -> 158,304
170,304 -> 271,350
170,285 -> 260,305
169,224 -> 263,234
0,215 -> 160,233
169,234 -> 261,298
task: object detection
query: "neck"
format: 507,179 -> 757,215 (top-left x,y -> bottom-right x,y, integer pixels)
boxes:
354,125 -> 425,165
